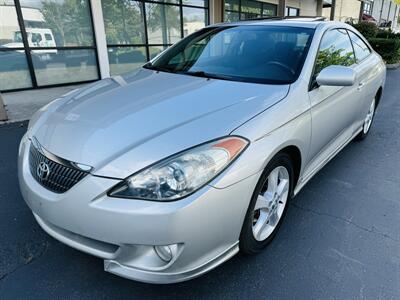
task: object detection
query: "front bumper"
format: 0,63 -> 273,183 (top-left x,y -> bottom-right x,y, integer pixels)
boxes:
18,135 -> 260,283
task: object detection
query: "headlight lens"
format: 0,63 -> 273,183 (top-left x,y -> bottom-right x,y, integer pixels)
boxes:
108,136 -> 249,201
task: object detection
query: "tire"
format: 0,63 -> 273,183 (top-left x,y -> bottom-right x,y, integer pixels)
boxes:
356,96 -> 376,141
239,152 -> 294,255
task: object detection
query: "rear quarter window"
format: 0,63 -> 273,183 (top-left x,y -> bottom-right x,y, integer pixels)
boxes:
348,30 -> 371,62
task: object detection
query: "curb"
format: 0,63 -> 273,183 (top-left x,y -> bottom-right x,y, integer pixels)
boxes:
386,63 -> 400,69
0,93 -> 9,122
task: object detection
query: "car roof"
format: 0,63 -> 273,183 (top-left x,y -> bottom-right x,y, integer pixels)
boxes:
214,17 -> 329,29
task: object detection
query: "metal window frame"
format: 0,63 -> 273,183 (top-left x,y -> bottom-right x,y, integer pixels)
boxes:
223,0 -> 278,22
103,0 -> 210,74
1,0 -> 101,93
286,6 -> 300,17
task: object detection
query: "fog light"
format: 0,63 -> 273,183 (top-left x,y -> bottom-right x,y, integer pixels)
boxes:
154,244 -> 179,262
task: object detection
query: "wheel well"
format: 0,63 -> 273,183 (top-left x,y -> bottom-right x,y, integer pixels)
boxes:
375,87 -> 383,108
279,146 -> 302,187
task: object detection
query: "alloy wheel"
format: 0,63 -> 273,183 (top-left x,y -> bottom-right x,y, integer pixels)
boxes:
363,99 -> 376,134
252,166 -> 290,241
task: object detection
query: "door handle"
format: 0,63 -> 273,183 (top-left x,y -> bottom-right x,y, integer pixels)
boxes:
357,82 -> 365,91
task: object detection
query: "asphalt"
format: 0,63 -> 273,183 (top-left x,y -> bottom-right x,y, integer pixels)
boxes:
0,70 -> 399,299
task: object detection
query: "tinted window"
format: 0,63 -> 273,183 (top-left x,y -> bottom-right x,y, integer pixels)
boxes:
241,0 -> 262,20
286,7 -> 300,16
348,31 -> 371,62
147,26 -> 314,84
101,0 -> 146,45
0,50 -> 33,90
19,0 -> 95,47
314,29 -> 355,76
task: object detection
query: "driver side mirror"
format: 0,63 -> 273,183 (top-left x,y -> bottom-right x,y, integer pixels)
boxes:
316,65 -> 356,87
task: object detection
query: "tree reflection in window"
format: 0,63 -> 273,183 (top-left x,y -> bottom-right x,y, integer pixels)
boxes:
315,46 -> 356,75
313,29 -> 355,77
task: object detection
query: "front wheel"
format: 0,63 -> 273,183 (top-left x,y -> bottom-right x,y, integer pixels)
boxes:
356,97 -> 376,141
239,153 -> 294,254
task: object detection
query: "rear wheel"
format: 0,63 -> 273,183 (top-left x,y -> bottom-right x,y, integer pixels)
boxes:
356,97 -> 376,140
239,153 -> 293,254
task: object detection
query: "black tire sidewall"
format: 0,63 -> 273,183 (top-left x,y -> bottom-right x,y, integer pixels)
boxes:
239,153 -> 294,255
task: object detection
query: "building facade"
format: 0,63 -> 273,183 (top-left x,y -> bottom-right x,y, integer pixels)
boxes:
322,0 -> 400,31
1,0 -> 323,93
368,0 -> 400,28
322,0 -> 362,22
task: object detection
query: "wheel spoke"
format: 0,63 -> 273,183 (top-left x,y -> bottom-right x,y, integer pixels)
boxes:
253,212 -> 269,240
267,168 -> 279,193
363,99 -> 375,134
255,194 -> 273,210
268,211 -> 279,227
276,179 -> 289,198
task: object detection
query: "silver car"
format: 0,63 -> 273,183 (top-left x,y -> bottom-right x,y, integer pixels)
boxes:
18,18 -> 386,284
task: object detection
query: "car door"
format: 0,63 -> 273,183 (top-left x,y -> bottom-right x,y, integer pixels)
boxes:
306,28 -> 359,173
347,30 -> 375,130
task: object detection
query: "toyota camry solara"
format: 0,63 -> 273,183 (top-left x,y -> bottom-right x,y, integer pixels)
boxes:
18,19 -> 386,283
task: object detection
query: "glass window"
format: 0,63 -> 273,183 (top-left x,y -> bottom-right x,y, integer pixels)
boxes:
183,0 -> 207,7
151,0 -> 180,4
183,7 -> 207,37
0,3 -> 23,48
1,0 -> 100,91
19,0 -> 94,47
147,26 -> 315,84
101,0 -> 146,45
241,0 -> 262,20
149,45 -> 169,59
314,29 -> 356,76
224,0 -> 277,22
363,3 -> 372,15
146,3 -> 181,44
348,31 -> 371,62
108,46 -> 147,76
225,0 -> 239,11
262,3 -> 277,17
0,50 -> 32,90
286,7 -> 300,16
224,11 -> 240,22
101,0 -> 209,76
31,49 -> 98,86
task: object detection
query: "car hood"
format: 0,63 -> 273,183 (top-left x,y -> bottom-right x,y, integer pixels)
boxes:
31,68 -> 289,178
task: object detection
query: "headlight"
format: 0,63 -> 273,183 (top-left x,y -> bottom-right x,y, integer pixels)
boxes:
108,136 -> 249,201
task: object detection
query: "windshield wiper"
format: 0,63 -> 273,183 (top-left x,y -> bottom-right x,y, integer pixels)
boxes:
143,63 -> 174,73
179,70 -> 226,80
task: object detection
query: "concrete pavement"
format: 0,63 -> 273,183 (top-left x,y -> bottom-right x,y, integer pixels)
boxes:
0,84 -> 85,122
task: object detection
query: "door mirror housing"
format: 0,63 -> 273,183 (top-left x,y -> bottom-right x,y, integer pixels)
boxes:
316,65 -> 356,87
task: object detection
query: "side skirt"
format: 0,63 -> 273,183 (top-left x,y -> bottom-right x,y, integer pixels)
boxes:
293,127 -> 363,197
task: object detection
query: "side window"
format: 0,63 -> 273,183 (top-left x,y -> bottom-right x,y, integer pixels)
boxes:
348,30 -> 371,62
313,29 -> 356,77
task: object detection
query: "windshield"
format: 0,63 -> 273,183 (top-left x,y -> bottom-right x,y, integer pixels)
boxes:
145,25 -> 314,84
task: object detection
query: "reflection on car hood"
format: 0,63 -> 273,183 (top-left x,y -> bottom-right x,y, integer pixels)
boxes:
32,68 -> 289,174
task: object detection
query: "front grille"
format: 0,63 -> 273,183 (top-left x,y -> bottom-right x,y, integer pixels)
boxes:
29,142 -> 88,193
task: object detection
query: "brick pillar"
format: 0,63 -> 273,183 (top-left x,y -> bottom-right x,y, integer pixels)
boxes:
330,0 -> 336,20
278,0 -> 286,17
210,0 -> 223,23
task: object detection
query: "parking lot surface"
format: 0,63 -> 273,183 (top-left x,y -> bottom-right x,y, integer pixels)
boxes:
0,70 -> 399,299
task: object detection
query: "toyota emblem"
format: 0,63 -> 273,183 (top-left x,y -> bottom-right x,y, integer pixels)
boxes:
37,162 -> 50,181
